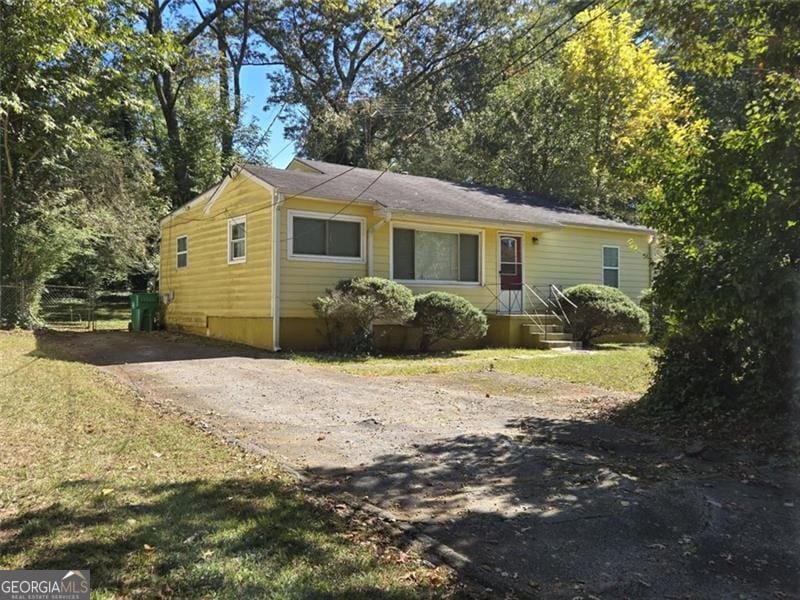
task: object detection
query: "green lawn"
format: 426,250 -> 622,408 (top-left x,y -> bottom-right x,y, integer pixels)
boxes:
0,332 -> 450,599
291,345 -> 656,393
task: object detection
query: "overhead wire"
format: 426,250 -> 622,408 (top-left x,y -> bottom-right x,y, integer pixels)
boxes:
397,0 -> 624,145
161,0 -> 625,273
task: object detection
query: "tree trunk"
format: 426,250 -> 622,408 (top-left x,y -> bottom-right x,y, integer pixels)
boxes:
163,95 -> 193,206
216,0 -> 234,169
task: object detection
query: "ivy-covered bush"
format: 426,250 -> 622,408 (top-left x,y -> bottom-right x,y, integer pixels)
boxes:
562,284 -> 649,346
638,288 -> 668,346
313,277 -> 415,352
412,291 -> 488,351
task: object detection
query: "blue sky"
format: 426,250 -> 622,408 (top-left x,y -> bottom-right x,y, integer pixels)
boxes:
174,1 -> 294,168
239,65 -> 294,168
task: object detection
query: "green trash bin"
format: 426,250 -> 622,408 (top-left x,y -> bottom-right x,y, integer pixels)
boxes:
130,293 -> 159,331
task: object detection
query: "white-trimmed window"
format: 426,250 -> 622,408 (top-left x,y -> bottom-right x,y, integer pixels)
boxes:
176,235 -> 188,269
392,227 -> 481,284
288,210 -> 365,263
602,246 -> 620,287
228,216 -> 246,263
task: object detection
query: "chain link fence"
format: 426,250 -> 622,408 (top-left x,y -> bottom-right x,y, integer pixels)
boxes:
1,284 -> 135,331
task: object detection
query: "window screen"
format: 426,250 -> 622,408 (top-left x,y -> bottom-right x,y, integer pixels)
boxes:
459,234 -> 479,282
229,218 -> 246,262
602,246 -> 619,287
603,246 -> 619,268
291,215 -> 361,258
393,229 -> 479,283
176,236 -> 188,269
293,217 -> 326,255
327,220 -> 360,257
393,228 -> 415,279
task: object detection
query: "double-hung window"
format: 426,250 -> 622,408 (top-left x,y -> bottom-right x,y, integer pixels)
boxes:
602,246 -> 620,287
393,227 -> 480,283
228,216 -> 246,263
176,235 -> 188,269
288,211 -> 364,262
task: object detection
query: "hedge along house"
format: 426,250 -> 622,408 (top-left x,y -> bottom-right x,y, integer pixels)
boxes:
159,158 -> 654,351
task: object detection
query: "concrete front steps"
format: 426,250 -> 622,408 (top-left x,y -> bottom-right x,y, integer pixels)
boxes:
521,317 -> 583,350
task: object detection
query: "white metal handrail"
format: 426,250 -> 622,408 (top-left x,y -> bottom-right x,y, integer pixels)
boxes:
522,284 -> 550,336
480,283 -> 578,342
549,284 -> 576,326
550,284 -> 577,308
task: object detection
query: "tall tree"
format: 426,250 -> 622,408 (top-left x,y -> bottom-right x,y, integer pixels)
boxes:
0,0 -> 165,322
639,0 -> 800,418
250,0 -> 523,166
141,0 -> 240,204
408,6 -> 697,219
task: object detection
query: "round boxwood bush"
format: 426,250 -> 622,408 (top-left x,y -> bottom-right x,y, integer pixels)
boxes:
314,277 -> 415,352
562,284 -> 649,347
412,291 -> 488,352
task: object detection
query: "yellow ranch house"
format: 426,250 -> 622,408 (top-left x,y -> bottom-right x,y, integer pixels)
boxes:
159,158 -> 654,350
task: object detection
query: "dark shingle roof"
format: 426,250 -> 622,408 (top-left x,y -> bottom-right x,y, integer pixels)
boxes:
243,158 -> 650,233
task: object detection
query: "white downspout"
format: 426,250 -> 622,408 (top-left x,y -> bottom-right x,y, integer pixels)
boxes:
367,210 -> 391,276
272,193 -> 282,350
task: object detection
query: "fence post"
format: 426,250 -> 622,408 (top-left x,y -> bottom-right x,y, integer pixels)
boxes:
89,288 -> 96,331
19,282 -> 25,326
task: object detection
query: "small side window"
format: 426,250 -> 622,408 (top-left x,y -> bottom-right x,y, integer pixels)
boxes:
176,236 -> 188,269
602,246 -> 619,287
228,217 -> 246,263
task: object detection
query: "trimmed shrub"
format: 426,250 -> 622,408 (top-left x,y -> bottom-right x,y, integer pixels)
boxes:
562,284 -> 649,347
412,291 -> 488,352
313,277 -> 415,352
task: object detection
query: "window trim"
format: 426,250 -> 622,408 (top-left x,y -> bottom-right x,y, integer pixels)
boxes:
176,235 -> 188,269
228,216 -> 247,264
602,245 -> 620,287
287,209 -> 366,264
389,222 -> 484,287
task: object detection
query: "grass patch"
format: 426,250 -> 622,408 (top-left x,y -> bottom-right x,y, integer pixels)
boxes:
0,331 -> 450,598
291,345 -> 656,393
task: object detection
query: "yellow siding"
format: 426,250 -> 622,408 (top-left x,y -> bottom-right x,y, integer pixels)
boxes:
159,174 -> 275,348
159,172 -> 652,351
527,227 -> 651,301
286,159 -> 322,173
278,197 -> 375,318
276,203 -> 652,321
373,217 -> 502,312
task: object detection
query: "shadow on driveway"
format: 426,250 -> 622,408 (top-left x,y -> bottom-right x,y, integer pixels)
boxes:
309,418 -> 800,598
34,329 -> 278,366
40,330 -> 800,598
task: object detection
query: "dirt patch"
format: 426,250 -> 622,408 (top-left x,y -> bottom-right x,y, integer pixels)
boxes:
417,371 -> 637,419
50,331 -> 800,598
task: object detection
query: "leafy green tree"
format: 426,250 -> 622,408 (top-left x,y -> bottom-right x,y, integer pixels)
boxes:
251,0 -> 522,166
0,0 -> 165,323
410,7 -> 698,219
642,74 -> 800,413
636,1 -> 800,418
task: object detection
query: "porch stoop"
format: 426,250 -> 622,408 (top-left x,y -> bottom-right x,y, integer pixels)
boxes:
521,315 -> 583,350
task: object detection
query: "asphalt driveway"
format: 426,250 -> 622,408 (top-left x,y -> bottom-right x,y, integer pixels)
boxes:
53,331 -> 799,599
